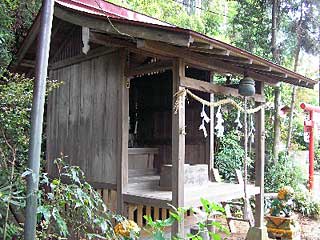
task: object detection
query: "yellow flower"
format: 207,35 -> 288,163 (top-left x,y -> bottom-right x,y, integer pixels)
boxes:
114,220 -> 140,237
277,186 -> 294,200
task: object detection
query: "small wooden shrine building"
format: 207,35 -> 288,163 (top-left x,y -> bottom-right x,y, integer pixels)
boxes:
12,0 -> 317,238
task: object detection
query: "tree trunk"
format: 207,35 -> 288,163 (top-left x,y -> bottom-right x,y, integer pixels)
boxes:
286,39 -> 301,150
273,86 -> 281,161
286,1 -> 303,151
271,0 -> 281,162
271,0 -> 278,63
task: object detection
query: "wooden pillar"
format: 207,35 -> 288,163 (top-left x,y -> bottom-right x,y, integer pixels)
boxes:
117,50 -> 129,215
254,98 -> 265,227
172,58 -> 185,237
209,72 -> 215,180
246,81 -> 268,240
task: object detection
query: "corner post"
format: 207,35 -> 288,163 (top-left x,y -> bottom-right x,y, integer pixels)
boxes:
246,81 -> 268,240
117,49 -> 129,215
209,72 -> 215,180
172,58 -> 185,237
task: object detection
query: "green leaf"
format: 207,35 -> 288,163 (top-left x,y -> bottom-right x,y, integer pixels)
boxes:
52,207 -> 69,237
37,205 -> 52,222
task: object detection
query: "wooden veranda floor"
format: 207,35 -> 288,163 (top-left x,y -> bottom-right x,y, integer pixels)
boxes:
124,170 -> 260,208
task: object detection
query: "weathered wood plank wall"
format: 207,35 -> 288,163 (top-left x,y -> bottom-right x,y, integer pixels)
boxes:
47,51 -> 121,184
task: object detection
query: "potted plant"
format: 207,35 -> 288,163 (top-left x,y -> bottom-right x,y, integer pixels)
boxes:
265,186 -> 300,239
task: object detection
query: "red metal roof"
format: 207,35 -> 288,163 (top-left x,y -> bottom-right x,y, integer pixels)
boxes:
55,0 -> 173,27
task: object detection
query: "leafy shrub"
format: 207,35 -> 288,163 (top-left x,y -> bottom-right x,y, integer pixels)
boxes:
265,152 -> 307,192
294,188 -> 320,219
214,131 -> 245,182
0,70 -> 60,239
314,148 -> 320,171
289,116 -> 308,151
144,198 -> 229,240
36,158 -> 121,239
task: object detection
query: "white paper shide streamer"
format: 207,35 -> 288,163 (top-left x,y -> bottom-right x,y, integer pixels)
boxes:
235,109 -> 243,133
249,114 -> 255,143
199,104 -> 210,137
215,106 -> 224,138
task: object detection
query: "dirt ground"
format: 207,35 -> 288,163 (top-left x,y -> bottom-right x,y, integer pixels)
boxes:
219,214 -> 320,240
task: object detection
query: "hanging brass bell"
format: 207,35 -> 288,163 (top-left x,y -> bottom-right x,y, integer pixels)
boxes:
239,76 -> 255,96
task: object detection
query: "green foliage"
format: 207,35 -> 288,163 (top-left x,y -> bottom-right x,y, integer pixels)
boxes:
108,0 -> 232,38
280,0 -> 320,63
286,116 -> 307,150
144,208 -> 181,239
294,189 -> 320,219
0,70 -> 61,239
0,0 -> 41,66
314,148 -> 320,171
144,198 -> 228,240
214,131 -> 245,182
36,158 -> 120,239
231,0 -> 271,59
265,152 -> 307,192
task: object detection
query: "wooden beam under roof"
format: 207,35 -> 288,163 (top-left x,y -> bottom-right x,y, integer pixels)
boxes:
190,41 -> 214,49
91,31 -> 313,88
13,14 -> 41,67
191,45 -> 256,63
211,54 -> 253,64
136,39 -> 317,88
233,63 -> 272,72
191,34 -> 317,86
90,32 -> 171,60
126,60 -> 173,77
190,46 -> 230,56
254,69 -> 288,78
180,76 -> 265,102
137,39 -> 280,85
20,59 -> 35,68
90,31 -> 135,48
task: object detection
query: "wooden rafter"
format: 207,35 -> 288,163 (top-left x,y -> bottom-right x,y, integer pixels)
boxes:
190,46 -> 230,56
20,59 -> 35,68
233,63 -> 272,72
14,14 -> 41,67
211,54 -> 253,64
51,26 -> 78,62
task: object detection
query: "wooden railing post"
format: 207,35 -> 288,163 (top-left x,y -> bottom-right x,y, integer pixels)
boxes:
172,58 -> 185,237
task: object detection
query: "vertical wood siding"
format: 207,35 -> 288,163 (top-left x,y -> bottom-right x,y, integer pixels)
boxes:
47,51 -> 120,184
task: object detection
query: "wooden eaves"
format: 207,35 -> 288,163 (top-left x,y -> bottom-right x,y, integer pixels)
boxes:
12,1 -> 317,91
